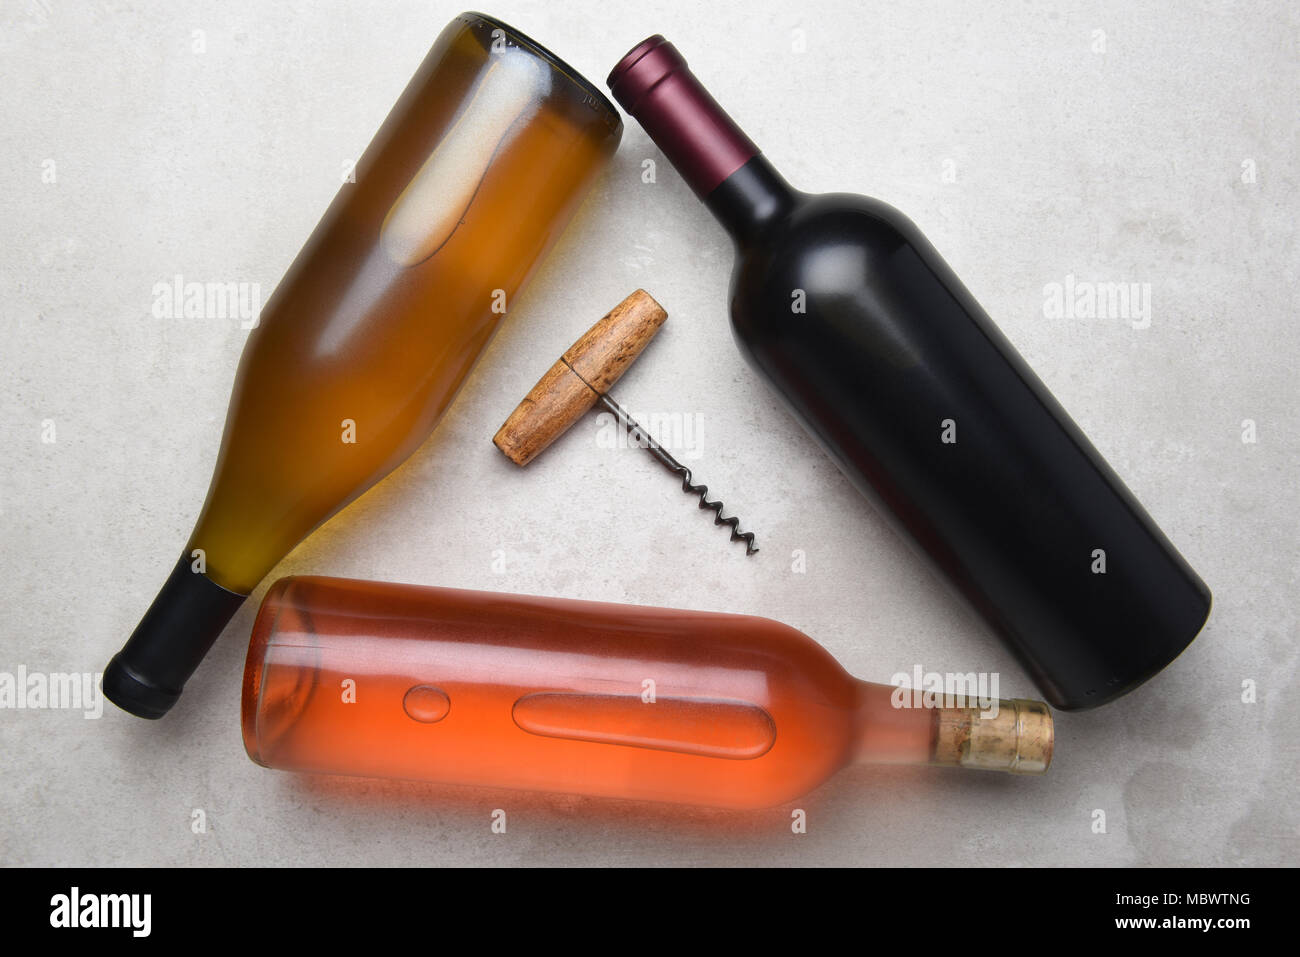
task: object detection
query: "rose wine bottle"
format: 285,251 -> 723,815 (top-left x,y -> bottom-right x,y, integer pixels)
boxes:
103,14 -> 622,718
606,37 -> 1211,710
243,576 -> 1053,810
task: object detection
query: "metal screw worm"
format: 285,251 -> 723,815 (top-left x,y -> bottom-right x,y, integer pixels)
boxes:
597,394 -> 758,555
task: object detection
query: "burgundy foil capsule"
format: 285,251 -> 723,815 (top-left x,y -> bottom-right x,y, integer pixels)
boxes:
607,36 -> 758,197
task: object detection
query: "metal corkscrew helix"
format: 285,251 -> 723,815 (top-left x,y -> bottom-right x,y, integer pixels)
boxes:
595,394 -> 757,554
493,289 -> 758,556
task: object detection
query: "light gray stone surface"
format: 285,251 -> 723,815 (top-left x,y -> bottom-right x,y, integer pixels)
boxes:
1,0 -> 1296,867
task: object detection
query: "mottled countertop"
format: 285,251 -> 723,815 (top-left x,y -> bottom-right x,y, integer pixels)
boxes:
1,0 -> 1295,866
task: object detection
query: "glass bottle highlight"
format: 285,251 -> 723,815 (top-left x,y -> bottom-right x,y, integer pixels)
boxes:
104,14 -> 622,718
243,577 -> 1053,810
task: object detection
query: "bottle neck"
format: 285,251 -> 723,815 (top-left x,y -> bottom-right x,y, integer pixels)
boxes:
103,551 -> 248,718
704,155 -> 799,243
608,36 -> 758,197
852,680 -> 1055,774
607,36 -> 800,241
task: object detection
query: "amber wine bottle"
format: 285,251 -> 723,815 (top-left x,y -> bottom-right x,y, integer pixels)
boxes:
105,14 -> 622,718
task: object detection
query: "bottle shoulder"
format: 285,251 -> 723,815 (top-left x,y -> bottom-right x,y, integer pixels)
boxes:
782,191 -> 916,248
727,191 -> 920,303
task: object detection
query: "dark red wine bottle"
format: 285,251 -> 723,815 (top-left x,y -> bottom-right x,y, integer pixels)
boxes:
607,37 -> 1211,710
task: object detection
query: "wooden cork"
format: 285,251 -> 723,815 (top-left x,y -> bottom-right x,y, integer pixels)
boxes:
932,698 -> 1054,774
493,289 -> 668,466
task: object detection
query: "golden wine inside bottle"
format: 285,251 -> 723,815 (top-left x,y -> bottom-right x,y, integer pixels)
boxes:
105,13 -> 621,718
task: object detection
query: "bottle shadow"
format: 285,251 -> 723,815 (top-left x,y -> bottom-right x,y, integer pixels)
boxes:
280,760 -> 1005,844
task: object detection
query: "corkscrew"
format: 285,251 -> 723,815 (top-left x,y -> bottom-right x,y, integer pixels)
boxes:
493,290 -> 758,555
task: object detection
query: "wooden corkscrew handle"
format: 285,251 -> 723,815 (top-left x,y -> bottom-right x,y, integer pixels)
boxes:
493,289 -> 668,466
